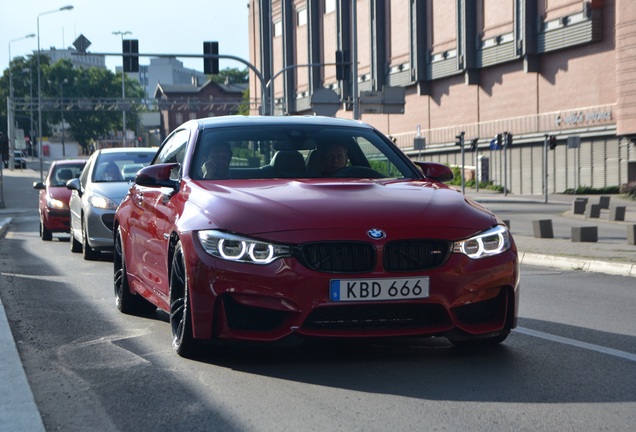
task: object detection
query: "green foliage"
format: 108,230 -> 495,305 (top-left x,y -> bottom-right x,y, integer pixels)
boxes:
562,186 -> 620,195
619,182 -> 636,200
208,67 -> 248,84
1,55 -> 147,151
448,165 -> 504,191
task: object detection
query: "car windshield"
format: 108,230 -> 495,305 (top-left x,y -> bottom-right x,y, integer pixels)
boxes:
94,152 -> 155,182
190,125 -> 417,180
50,164 -> 85,186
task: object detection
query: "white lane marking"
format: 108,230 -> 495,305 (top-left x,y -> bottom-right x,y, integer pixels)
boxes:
515,327 -> 636,363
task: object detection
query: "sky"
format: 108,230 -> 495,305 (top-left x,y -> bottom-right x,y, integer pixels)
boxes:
1,0 -> 251,74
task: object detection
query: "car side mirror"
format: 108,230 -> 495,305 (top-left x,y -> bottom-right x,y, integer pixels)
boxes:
66,177 -> 82,196
33,181 -> 45,190
413,161 -> 454,183
135,163 -> 180,189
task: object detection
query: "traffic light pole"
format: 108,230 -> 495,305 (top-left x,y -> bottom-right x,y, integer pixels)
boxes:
543,134 -> 549,203
90,50 -> 270,115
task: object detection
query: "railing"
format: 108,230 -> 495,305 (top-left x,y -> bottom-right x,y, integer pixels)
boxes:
391,104 -> 616,150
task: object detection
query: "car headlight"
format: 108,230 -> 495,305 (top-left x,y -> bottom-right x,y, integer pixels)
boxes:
198,230 -> 291,265
86,192 -> 119,210
46,196 -> 67,210
453,225 -> 511,259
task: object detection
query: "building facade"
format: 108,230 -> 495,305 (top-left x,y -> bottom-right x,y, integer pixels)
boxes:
154,81 -> 248,138
248,0 -> 636,194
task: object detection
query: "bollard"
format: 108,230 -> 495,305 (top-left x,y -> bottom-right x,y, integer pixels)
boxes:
572,226 -> 598,242
572,198 -> 587,215
586,204 -> 601,218
599,195 -> 610,209
609,206 -> 626,221
533,219 -> 554,238
628,225 -> 636,245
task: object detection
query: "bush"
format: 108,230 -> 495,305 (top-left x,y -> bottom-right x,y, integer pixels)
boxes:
619,182 -> 636,200
562,186 -> 620,195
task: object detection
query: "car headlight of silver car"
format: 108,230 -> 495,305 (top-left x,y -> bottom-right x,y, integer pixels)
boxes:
453,225 -> 511,259
86,192 -> 119,210
198,230 -> 292,265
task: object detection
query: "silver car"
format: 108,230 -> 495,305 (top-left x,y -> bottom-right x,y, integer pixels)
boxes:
67,147 -> 157,260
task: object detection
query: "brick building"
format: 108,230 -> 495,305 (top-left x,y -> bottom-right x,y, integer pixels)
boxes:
154,80 -> 247,139
248,0 -> 636,194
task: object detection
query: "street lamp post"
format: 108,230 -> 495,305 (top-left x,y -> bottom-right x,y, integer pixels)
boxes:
8,34 -> 36,171
113,30 -> 131,146
37,5 -> 73,181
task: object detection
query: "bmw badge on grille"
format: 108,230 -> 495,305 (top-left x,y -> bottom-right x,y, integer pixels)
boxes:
367,228 -> 386,240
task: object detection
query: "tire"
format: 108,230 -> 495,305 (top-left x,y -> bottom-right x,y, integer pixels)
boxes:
169,241 -> 201,358
114,228 -> 156,315
82,219 -> 100,261
70,226 -> 82,253
40,219 -> 53,241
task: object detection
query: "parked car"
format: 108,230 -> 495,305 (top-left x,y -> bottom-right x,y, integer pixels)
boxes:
4,150 -> 28,169
114,116 -> 519,357
67,147 -> 156,260
33,159 -> 86,240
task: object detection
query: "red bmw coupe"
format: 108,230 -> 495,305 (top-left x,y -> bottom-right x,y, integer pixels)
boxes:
114,116 -> 519,357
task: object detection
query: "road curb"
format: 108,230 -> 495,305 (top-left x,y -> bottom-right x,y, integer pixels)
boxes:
0,218 -> 12,239
520,252 -> 636,278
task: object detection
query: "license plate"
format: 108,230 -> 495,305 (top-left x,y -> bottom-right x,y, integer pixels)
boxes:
329,277 -> 429,302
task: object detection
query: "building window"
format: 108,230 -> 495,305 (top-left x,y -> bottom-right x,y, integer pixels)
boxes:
189,112 -> 197,120
274,21 -> 283,37
175,113 -> 183,125
325,0 -> 336,14
297,8 -> 307,26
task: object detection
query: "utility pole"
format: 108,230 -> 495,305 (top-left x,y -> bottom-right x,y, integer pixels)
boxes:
113,31 -> 131,146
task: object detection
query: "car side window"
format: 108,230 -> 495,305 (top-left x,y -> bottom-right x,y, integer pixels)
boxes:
156,129 -> 189,180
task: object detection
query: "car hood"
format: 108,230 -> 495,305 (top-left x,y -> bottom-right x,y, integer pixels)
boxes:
90,181 -> 134,204
47,186 -> 73,203
187,179 -> 498,241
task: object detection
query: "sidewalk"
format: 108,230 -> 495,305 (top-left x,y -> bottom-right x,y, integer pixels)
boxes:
0,167 -> 635,430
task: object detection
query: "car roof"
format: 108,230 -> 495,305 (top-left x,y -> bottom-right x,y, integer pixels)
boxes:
51,159 -> 86,166
95,147 -> 156,155
191,115 -> 374,130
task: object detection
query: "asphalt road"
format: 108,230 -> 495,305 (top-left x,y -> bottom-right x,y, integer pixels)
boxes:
1,164 -> 635,431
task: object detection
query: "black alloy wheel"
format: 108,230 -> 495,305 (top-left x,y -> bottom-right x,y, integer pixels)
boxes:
169,241 -> 201,358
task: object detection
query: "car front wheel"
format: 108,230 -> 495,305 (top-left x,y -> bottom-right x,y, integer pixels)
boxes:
169,241 -> 201,358
40,219 -> 52,241
82,219 -> 100,260
70,226 -> 82,253
114,228 -> 156,315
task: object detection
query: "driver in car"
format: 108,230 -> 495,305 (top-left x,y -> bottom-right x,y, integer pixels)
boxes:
320,143 -> 348,176
202,142 -> 233,179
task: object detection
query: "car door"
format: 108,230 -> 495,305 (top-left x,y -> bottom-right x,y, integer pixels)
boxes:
130,129 -> 189,302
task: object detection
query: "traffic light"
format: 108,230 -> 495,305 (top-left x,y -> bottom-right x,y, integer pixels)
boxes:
496,134 -> 503,149
203,41 -> 219,75
505,132 -> 513,147
455,132 -> 464,147
549,135 -> 558,150
470,138 -> 478,151
335,50 -> 350,81
122,39 -> 139,73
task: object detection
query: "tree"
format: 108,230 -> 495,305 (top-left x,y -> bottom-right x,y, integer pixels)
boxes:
1,55 -> 146,153
208,67 -> 248,84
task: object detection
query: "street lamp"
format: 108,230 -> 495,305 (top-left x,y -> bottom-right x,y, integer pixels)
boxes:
113,30 -> 131,146
7,33 -> 36,171
49,78 -> 69,157
37,5 -> 74,181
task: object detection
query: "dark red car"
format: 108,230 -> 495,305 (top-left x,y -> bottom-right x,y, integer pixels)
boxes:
33,159 -> 86,241
114,116 -> 519,357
